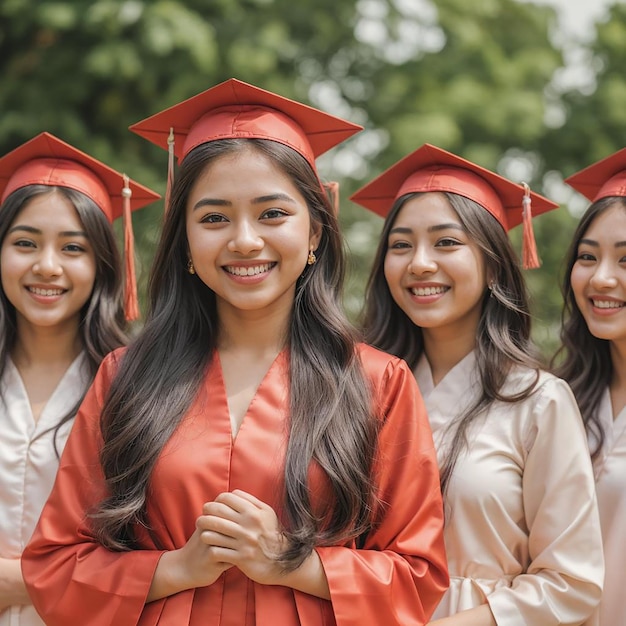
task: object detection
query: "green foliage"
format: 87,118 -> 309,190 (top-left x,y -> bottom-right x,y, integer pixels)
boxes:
0,0 -> 623,358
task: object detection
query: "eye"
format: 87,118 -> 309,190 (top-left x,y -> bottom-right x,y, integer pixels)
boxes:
261,208 -> 288,220
575,252 -> 596,262
200,213 -> 228,224
388,239 -> 411,250
436,237 -> 463,247
13,239 -> 36,249
63,243 -> 88,253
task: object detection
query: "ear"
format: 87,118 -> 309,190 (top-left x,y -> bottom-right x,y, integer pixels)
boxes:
309,219 -> 322,251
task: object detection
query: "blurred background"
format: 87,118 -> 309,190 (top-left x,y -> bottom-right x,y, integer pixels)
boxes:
1,0 -> 624,356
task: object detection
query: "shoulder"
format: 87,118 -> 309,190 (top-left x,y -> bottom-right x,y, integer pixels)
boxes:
356,343 -> 422,412
92,346 -> 128,393
356,342 -> 412,383
504,365 -> 575,401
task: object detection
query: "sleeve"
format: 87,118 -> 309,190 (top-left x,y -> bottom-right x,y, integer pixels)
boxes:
21,351 -> 165,626
316,356 -> 449,626
487,377 -> 604,626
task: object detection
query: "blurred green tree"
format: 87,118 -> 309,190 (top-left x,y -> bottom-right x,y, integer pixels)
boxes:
0,0 -> 621,358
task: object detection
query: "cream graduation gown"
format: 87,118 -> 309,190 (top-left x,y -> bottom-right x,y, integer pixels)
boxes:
587,388 -> 626,625
416,351 -> 603,626
0,353 -> 89,626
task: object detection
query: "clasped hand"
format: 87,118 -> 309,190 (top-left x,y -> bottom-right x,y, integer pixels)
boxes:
177,489 -> 288,589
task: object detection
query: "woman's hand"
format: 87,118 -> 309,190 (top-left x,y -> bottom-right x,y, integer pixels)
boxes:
146,525 -> 234,602
197,490 -> 287,586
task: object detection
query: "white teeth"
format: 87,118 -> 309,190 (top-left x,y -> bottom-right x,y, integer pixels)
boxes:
29,287 -> 64,296
225,263 -> 272,277
593,299 -> 624,309
411,286 -> 447,296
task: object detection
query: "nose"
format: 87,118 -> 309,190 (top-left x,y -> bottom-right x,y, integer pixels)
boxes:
589,260 -> 618,290
227,219 -> 263,255
32,247 -> 63,278
407,246 -> 437,276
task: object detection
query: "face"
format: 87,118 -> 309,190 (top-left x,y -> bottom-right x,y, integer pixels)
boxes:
0,190 -> 97,335
384,192 -> 487,341
185,147 -> 320,322
570,204 -> 626,344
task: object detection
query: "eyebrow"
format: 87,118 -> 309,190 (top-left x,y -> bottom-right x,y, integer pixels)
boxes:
389,222 -> 464,235
8,225 -> 87,237
192,193 -> 297,212
579,238 -> 626,248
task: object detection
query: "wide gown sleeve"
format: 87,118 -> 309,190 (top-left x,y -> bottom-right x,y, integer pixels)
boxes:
21,352 -> 165,626
487,377 -> 604,626
316,355 -> 449,625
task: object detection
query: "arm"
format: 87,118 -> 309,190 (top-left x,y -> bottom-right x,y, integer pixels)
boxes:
316,356 -> 449,626
0,557 -> 30,611
486,377 -> 604,626
21,353 -> 164,626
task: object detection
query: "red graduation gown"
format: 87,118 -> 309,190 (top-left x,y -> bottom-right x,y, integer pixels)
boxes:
22,344 -> 448,625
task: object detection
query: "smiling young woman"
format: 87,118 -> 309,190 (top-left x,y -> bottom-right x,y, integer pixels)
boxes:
0,132 -> 159,626
554,147 -> 626,626
356,143 -> 604,626
21,80 -> 448,626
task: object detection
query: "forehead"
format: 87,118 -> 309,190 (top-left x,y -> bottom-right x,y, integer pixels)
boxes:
391,192 -> 461,228
583,204 -> 626,238
190,147 -> 302,196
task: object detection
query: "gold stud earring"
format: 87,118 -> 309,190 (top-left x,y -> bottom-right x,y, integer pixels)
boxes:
187,259 -> 195,275
307,250 -> 317,265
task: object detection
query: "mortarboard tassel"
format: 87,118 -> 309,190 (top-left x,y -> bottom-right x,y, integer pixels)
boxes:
521,182 -> 541,270
324,181 -> 340,216
165,127 -> 175,212
122,174 -> 140,321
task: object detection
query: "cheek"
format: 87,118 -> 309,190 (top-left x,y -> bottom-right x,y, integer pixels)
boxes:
569,267 -> 587,304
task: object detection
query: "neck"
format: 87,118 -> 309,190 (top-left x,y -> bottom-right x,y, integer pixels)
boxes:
12,319 -> 83,368
422,325 -> 476,385
217,301 -> 291,356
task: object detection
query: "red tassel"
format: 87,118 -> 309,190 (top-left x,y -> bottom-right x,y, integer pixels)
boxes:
324,181 -> 340,216
122,174 -> 140,321
164,127 -> 175,213
521,182 -> 541,270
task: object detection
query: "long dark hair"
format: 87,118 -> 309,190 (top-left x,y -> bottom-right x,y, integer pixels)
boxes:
0,186 -> 127,452
553,196 -> 626,459
362,192 -> 540,493
92,139 -> 378,569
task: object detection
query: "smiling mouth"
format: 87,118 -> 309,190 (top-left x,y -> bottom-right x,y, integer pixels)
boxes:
592,299 -> 624,309
411,286 -> 449,296
27,287 -> 66,296
224,263 -> 276,277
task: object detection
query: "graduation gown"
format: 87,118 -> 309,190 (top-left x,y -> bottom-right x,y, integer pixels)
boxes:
415,352 -> 603,626
0,354 -> 89,626
587,388 -> 626,625
22,344 -> 448,625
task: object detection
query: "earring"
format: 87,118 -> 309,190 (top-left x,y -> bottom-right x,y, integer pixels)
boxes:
488,280 -> 496,297
307,250 -> 317,265
187,259 -> 195,275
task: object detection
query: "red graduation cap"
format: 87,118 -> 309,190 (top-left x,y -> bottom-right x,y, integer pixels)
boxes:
0,132 -> 161,320
350,143 -> 559,269
565,147 -> 626,202
129,78 -> 363,210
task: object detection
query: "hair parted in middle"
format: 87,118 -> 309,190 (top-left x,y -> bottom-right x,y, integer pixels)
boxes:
92,138 -> 379,569
0,184 -> 128,453
362,191 -> 541,493
552,196 -> 626,460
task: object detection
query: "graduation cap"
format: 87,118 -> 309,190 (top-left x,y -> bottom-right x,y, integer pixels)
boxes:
0,132 -> 161,320
565,147 -> 626,202
350,143 -> 559,269
129,78 -> 362,210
